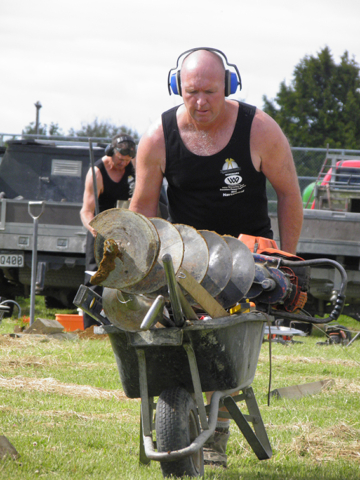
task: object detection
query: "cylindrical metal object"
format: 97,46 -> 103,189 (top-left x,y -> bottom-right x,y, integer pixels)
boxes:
140,295 -> 166,330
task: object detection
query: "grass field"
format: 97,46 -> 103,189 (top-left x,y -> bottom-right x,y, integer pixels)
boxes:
0,297 -> 359,479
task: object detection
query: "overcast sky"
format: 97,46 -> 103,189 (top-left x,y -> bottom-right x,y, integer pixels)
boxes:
1,0 -> 359,138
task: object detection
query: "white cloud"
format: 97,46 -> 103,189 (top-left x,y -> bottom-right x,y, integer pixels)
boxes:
1,0 -> 359,137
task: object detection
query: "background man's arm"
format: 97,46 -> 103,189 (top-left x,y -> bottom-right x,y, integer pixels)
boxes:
130,120 -> 166,218
80,167 -> 103,236
251,110 -> 303,254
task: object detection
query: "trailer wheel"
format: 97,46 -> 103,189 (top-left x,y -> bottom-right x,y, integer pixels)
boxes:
155,387 -> 204,478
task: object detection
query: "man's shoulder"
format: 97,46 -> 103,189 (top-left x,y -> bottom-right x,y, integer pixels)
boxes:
252,108 -> 282,137
144,116 -> 166,145
137,117 -> 166,168
162,104 -> 181,116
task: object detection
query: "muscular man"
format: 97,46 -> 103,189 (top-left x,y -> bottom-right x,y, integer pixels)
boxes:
129,48 -> 303,467
130,48 -> 303,254
80,134 -> 136,329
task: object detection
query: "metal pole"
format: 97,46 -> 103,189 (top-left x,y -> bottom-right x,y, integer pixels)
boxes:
34,101 -> 42,137
28,201 -> 45,326
89,138 -> 99,216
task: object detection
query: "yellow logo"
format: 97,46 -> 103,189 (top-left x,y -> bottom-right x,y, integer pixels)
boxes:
223,158 -> 239,170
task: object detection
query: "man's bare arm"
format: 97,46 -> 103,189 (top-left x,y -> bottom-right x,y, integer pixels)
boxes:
251,110 -> 303,254
130,120 -> 166,218
80,167 -> 103,236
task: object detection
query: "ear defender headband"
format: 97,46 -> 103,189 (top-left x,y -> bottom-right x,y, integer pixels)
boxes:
167,47 -> 242,97
105,134 -> 136,158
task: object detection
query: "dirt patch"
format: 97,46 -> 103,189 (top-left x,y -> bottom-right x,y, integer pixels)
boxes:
0,375 -> 132,401
287,423 -> 360,463
259,353 -> 360,368
76,325 -> 108,340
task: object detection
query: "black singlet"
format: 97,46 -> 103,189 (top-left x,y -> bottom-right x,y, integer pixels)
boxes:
95,159 -> 135,212
162,101 -> 273,238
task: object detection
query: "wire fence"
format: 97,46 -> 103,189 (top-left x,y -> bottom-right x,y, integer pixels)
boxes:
267,147 -> 360,212
1,134 -> 359,213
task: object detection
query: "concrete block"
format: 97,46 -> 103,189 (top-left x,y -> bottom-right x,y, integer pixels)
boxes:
24,318 -> 64,335
270,379 -> 334,400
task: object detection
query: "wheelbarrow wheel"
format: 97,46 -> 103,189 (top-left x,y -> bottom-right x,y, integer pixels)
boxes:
155,386 -> 204,478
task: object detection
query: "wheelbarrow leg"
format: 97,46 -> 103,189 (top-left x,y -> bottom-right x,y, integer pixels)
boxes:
243,387 -> 272,457
139,408 -> 151,466
223,387 -> 272,460
136,348 -> 152,465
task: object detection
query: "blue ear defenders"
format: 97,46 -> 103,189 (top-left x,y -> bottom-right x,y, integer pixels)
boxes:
168,47 -> 242,97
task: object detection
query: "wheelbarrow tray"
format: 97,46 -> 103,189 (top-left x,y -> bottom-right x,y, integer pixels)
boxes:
104,312 -> 266,398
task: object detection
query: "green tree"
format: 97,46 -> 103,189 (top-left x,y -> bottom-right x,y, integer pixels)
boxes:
263,47 -> 360,150
22,122 -> 64,136
68,118 -> 139,142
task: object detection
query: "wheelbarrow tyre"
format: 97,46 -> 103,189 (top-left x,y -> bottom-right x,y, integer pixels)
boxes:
156,386 -> 204,478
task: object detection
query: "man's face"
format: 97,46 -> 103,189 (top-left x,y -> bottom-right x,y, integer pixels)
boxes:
181,52 -> 226,125
111,146 -> 132,169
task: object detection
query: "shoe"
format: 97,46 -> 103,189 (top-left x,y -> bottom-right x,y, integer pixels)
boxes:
203,427 -> 229,467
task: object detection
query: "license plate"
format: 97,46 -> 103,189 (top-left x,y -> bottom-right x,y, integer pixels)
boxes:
0,253 -> 24,267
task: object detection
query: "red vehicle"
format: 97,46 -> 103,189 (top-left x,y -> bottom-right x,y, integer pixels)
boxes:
311,159 -> 360,210
272,154 -> 360,321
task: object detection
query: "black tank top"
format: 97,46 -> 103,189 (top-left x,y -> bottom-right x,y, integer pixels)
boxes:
95,159 -> 135,212
162,102 -> 273,238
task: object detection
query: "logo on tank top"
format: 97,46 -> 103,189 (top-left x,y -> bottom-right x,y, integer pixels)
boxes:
220,158 -> 246,196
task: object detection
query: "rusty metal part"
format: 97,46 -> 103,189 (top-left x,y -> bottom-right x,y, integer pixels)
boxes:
102,287 -> 156,332
174,224 -> 209,284
90,239 -> 121,285
199,230 -> 233,297
122,218 -> 184,294
216,235 -> 255,308
90,209 -> 160,289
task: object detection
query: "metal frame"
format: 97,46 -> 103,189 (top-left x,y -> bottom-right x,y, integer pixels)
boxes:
134,330 -> 272,464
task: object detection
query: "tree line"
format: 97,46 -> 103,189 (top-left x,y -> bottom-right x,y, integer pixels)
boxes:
263,46 -> 360,151
22,118 -> 139,143
23,46 -> 359,167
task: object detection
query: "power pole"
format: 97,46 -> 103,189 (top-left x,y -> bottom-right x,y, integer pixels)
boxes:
34,101 -> 42,137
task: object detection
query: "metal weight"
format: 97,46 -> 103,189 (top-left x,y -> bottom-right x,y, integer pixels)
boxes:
102,287 -> 156,332
199,230 -> 233,297
122,218 -> 184,294
216,235 -> 255,308
90,209 -> 160,289
174,224 -> 209,284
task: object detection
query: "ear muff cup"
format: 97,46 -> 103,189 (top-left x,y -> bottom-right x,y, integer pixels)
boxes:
170,68 -> 239,97
105,144 -> 114,156
168,48 -> 241,97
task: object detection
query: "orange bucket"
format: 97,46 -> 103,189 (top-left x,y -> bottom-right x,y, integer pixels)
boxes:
55,314 -> 84,331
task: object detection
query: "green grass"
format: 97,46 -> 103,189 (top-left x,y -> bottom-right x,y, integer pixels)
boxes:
0,298 -> 359,479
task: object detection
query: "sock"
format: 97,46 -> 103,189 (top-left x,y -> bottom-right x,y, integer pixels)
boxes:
216,420 -> 230,431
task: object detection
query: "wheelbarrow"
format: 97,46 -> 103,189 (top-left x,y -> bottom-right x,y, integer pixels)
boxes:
97,310 -> 272,478
75,209 -> 347,477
